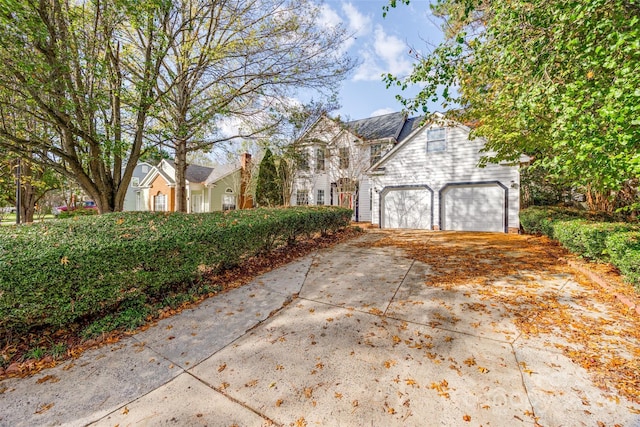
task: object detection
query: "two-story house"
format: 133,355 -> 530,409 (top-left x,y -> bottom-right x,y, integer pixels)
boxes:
290,111 -> 416,222
291,111 -> 522,233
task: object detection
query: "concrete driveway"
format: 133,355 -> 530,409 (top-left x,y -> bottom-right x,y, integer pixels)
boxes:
1,230 -> 639,426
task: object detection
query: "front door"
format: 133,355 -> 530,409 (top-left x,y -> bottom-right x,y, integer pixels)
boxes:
191,193 -> 203,213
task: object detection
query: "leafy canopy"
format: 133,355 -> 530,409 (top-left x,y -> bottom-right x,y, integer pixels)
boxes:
384,0 -> 640,203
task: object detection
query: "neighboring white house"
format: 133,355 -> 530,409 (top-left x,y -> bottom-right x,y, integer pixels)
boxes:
133,153 -> 253,213
291,111 -> 522,233
123,161 -> 153,211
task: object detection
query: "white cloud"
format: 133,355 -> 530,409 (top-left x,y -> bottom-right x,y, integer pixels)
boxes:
370,107 -> 396,117
341,2 -> 372,37
318,4 -> 342,29
353,25 -> 413,82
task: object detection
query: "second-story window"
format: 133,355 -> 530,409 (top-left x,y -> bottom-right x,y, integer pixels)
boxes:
298,149 -> 310,171
339,147 -> 349,169
315,148 -> 325,172
426,127 -> 446,153
370,144 -> 383,166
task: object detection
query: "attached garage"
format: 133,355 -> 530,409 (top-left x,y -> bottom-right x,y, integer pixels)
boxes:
441,182 -> 507,233
381,186 -> 433,229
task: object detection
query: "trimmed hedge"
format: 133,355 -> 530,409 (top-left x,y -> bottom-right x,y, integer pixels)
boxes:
0,206 -> 351,337
520,207 -> 640,288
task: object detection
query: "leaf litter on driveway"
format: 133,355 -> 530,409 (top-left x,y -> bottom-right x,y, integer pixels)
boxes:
368,230 -> 640,406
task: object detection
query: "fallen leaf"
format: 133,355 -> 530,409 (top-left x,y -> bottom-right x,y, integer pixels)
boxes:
304,387 -> 313,398
245,379 -> 258,387
36,375 -> 60,384
335,392 -> 343,399
218,363 -> 227,372
463,414 -> 471,422
122,406 -> 129,415
405,378 -> 418,387
294,417 -> 307,427
34,403 -> 54,414
478,366 -> 489,374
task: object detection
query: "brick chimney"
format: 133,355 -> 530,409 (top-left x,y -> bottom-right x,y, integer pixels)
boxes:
239,153 -> 253,209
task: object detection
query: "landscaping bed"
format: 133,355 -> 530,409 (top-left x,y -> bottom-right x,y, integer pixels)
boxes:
0,207 -> 353,375
520,206 -> 640,289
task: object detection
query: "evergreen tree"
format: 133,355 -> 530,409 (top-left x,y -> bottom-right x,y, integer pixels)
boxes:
256,149 -> 282,207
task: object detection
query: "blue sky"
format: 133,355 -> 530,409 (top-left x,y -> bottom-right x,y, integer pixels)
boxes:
320,0 -> 445,120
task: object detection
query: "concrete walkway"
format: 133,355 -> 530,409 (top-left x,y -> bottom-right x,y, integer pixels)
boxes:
1,230 -> 639,426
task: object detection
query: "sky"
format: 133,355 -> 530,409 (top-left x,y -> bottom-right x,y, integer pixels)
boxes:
319,0 -> 445,120
213,0 -> 445,161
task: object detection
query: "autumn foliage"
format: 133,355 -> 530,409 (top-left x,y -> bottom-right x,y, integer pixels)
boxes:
0,207 -> 351,339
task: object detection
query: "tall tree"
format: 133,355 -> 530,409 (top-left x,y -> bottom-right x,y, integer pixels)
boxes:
255,148 -> 282,207
152,0 -> 356,211
0,0 -> 172,212
385,0 -> 640,212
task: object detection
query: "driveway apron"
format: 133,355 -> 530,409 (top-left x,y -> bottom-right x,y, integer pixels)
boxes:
1,230 -> 638,426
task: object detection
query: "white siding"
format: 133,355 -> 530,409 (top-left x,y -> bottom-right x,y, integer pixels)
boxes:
291,122 -> 374,222
370,125 -> 520,231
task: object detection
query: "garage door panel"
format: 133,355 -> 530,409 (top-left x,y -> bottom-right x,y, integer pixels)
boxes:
443,184 -> 505,232
383,188 -> 431,229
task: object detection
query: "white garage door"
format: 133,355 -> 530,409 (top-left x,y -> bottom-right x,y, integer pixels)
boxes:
383,188 -> 432,229
442,184 -> 505,232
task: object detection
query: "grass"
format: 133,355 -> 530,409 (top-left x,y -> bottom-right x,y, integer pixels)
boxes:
1,213 -> 55,226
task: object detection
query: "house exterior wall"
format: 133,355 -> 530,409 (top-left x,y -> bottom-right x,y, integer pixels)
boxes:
148,174 -> 175,212
123,162 -> 152,211
370,125 -> 520,231
290,118 -> 389,222
209,170 -> 242,211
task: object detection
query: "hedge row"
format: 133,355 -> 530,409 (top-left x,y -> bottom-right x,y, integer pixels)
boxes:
520,207 -> 640,288
0,206 -> 352,336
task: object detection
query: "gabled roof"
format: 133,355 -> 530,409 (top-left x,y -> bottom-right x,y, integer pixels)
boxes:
204,163 -> 241,186
166,161 -> 214,184
345,111 -> 407,141
396,116 -> 425,142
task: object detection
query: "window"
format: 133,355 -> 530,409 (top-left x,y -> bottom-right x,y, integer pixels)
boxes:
141,165 -> 149,173
339,147 -> 349,169
153,193 -> 166,211
298,150 -> 309,171
370,144 -> 383,166
296,190 -> 309,205
427,127 -> 446,153
316,189 -> 325,205
131,177 -> 140,187
136,191 -> 142,211
315,148 -> 325,172
222,188 -> 236,211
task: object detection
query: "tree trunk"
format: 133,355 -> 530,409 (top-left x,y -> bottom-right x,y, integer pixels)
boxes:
18,162 -> 36,223
175,140 -> 188,212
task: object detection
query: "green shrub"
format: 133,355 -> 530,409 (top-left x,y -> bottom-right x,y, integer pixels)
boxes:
520,206 -> 639,288
606,232 -> 640,289
0,206 -> 351,338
